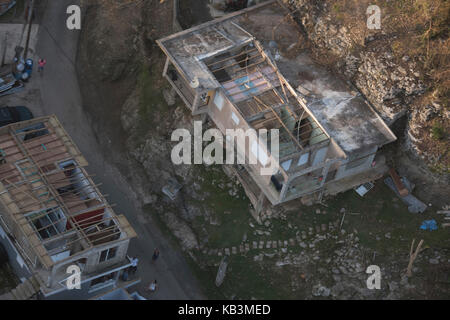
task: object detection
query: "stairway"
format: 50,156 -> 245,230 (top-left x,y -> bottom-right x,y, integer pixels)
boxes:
9,273 -> 45,300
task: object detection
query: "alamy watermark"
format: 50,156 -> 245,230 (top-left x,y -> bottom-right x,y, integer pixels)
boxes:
366,5 -> 381,30
366,265 -> 381,289
66,264 -> 81,290
171,121 -> 280,176
66,5 -> 81,30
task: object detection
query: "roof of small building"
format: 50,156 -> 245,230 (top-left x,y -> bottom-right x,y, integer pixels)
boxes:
158,19 -> 253,90
0,115 -> 136,270
157,0 -> 396,155
277,53 -> 396,153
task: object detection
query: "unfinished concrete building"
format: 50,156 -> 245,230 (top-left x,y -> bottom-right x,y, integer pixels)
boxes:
157,0 -> 396,210
0,116 -> 137,300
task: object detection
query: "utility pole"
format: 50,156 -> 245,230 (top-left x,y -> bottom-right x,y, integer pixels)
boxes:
23,0 -> 35,60
1,32 -> 7,67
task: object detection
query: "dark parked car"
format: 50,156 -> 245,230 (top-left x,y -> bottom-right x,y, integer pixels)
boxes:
0,242 -> 8,267
0,106 -> 34,127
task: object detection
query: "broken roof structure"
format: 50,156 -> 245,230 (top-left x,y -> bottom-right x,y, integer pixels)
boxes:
0,115 -> 136,271
157,0 -> 396,207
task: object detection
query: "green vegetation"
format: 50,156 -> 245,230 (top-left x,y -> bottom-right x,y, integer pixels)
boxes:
183,177 -> 449,299
189,165 -> 251,248
137,62 -> 170,127
431,123 -> 445,140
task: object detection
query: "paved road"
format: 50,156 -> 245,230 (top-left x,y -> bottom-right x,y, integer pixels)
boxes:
31,0 -> 205,299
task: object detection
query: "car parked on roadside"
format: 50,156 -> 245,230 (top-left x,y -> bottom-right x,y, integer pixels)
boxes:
0,106 -> 34,127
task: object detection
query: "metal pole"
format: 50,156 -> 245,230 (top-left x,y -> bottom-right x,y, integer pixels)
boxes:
23,0 -> 35,60
1,32 -> 7,66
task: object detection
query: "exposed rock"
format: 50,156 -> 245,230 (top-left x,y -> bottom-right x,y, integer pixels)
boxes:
120,88 -> 141,133
283,0 -> 444,168
429,258 -> 439,265
162,88 -> 177,106
312,284 -> 331,297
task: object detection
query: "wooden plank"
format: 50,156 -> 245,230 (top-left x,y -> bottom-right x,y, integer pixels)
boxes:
35,153 -> 71,168
0,139 -> 17,149
48,116 -> 88,167
389,168 -> 409,197
28,140 -> 65,155
23,133 -> 59,149
116,214 -> 137,239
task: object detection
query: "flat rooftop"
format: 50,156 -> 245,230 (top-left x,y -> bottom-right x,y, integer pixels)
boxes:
157,0 -> 396,155
0,116 -> 136,269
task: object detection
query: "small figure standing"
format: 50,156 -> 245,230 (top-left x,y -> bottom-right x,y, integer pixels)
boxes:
38,58 -> 46,75
130,257 -> 139,274
147,280 -> 158,292
121,269 -> 129,281
152,248 -> 160,262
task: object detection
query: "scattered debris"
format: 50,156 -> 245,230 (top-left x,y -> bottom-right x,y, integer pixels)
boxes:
419,220 -> 438,231
215,256 -> 228,287
389,169 -> 409,197
406,239 -> 425,277
354,182 -> 374,197
384,175 -> 427,213
312,284 -> 331,297
339,211 -> 346,229
162,178 -> 182,200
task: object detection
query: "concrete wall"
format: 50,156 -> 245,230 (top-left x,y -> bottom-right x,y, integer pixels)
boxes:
44,267 -> 125,300
0,223 -> 32,282
334,146 -> 378,181
44,240 -> 131,300
208,89 -> 283,203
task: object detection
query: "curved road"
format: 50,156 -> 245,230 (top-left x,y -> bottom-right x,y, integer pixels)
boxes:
35,0 -> 205,299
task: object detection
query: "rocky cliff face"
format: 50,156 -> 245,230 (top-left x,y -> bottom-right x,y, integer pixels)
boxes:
283,0 -> 449,174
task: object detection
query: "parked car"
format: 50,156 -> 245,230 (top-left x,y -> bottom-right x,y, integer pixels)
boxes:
0,106 -> 34,127
0,242 -> 8,267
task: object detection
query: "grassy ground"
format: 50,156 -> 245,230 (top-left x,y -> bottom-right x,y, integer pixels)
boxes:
172,165 -> 449,299
137,58 -> 172,130
189,165 -> 251,249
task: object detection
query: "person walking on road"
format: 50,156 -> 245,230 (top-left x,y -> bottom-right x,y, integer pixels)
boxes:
152,248 -> 160,262
147,280 -> 158,292
38,58 -> 46,75
130,257 -> 139,275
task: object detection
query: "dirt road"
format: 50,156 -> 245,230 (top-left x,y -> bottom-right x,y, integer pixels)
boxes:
31,0 -> 204,299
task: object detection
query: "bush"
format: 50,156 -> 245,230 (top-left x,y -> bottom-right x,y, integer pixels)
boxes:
431,123 -> 445,140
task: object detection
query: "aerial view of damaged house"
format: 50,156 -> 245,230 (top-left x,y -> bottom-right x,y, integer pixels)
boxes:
0,116 -> 136,300
157,1 -> 397,209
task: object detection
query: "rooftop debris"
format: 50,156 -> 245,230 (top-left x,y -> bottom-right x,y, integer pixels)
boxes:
384,174 -> 427,214
354,182 -> 374,197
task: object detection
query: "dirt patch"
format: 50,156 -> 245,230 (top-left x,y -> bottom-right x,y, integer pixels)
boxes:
76,0 -> 175,162
178,0 -> 212,29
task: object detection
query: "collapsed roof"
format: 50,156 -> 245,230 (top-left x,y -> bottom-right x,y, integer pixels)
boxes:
157,0 -> 396,157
